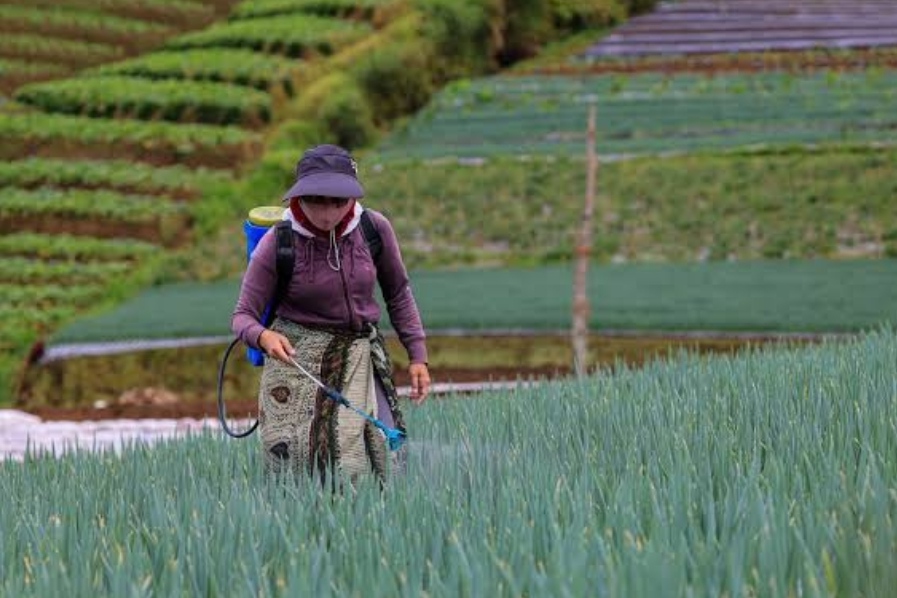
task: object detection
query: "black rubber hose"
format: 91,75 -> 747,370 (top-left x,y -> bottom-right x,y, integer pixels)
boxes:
217,338 -> 259,438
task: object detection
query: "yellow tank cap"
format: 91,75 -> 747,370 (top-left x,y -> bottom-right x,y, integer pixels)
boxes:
248,206 -> 284,226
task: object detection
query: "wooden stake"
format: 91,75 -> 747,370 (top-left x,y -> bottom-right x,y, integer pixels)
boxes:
572,103 -> 597,377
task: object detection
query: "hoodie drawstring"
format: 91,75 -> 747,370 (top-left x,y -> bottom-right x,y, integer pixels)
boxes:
327,228 -> 341,272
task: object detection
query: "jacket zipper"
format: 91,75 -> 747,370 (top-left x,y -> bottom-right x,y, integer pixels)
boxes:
337,243 -> 358,331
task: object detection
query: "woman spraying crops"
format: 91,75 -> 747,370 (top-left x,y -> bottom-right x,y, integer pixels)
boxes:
232,144 -> 430,484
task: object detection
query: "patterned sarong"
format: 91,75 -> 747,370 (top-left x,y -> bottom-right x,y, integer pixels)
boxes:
258,318 -> 405,486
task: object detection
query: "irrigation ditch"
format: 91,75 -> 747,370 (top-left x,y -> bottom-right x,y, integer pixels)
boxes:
15,329 -> 849,422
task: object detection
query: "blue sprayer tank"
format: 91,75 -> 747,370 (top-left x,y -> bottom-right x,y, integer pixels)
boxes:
242,206 -> 285,366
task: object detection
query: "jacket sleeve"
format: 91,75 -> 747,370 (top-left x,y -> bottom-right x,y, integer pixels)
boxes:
231,229 -> 277,349
370,212 -> 428,364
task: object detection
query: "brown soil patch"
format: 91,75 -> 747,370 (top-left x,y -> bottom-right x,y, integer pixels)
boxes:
515,49 -> 897,76
0,22 -> 172,54
0,213 -> 192,247
0,139 -> 261,173
26,365 -> 569,422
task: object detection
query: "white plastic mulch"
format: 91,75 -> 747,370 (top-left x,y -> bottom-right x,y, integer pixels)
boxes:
0,381 -> 529,462
0,409 -> 232,462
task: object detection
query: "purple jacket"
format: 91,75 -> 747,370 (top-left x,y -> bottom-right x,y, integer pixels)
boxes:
232,208 -> 428,364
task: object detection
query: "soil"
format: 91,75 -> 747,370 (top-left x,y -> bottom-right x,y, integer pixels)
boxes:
0,214 -> 190,248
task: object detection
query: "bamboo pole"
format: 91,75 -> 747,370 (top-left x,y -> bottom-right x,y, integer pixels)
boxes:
572,103 -> 597,377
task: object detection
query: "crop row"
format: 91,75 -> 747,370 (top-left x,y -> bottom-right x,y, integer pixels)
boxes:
376,71 -> 897,159
0,257 -> 133,285
0,304 -> 81,339
0,34 -> 124,68
15,76 -> 272,128
0,0 -> 220,28
0,112 -> 261,170
0,282 -> 108,310
90,49 -> 297,93
0,58 -> 71,93
0,58 -> 69,78
0,6 -> 175,50
165,13 -> 371,57
230,0 -> 401,21
0,233 -> 159,262
0,187 -> 184,223
0,158 -> 231,201
354,147 -> 897,266
0,187 -> 192,246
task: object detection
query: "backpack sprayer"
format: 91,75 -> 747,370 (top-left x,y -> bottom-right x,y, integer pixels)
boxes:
216,206 -> 406,451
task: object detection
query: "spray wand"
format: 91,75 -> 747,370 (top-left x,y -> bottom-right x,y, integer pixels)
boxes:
288,357 -> 406,452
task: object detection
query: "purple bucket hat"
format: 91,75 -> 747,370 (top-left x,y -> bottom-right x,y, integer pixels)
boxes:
282,144 -> 365,201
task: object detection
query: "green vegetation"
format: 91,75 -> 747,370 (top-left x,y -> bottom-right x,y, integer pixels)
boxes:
90,49 -> 298,93
5,330 -> 897,596
0,34 -> 125,67
0,187 -> 186,225
0,258 -> 133,285
0,0 -> 223,27
15,77 -> 272,127
0,112 -> 261,169
48,258 -> 897,345
240,148 -> 897,267
0,233 -> 160,262
0,159 -> 232,200
0,1 -> 232,91
230,0 -> 402,20
0,5 -> 175,45
0,58 -> 69,77
165,13 -> 372,56
0,58 -> 71,94
1,283 -> 109,308
374,71 -> 897,160
0,111 -> 257,148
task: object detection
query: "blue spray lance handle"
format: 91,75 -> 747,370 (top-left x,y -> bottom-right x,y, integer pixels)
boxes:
292,358 -> 407,452
323,387 -> 407,451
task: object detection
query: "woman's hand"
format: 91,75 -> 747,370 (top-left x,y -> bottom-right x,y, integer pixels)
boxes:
408,362 -> 431,404
259,330 -> 295,363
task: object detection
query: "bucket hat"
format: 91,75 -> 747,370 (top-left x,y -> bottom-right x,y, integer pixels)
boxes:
282,144 -> 364,201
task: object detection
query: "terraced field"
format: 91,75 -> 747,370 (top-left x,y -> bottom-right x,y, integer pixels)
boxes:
586,0 -> 897,57
365,32 -> 897,267
0,0 -> 238,93
373,71 -> 897,160
0,0 -> 411,404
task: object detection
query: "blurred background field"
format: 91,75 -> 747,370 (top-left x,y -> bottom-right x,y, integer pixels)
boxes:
373,71 -> 897,160
1,0 -> 896,411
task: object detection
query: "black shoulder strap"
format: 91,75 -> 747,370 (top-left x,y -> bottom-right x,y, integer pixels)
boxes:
266,213 -> 383,326
264,220 -> 294,327
360,209 -> 383,263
